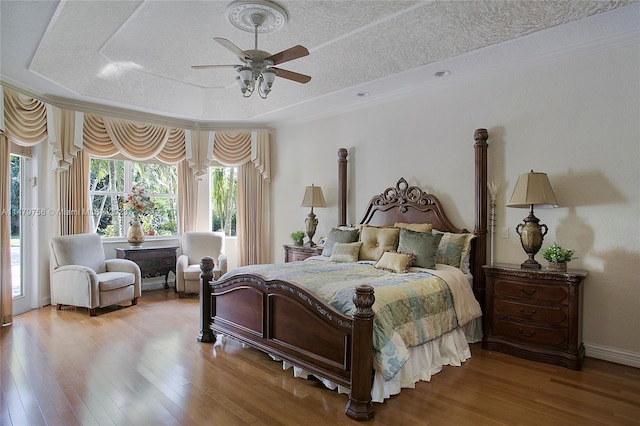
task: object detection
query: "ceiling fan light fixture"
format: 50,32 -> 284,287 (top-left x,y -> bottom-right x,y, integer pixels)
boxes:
262,68 -> 277,85
259,68 -> 277,98
238,66 -> 253,85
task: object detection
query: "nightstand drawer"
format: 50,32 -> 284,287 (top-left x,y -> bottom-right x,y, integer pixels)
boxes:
494,279 -> 568,303
494,299 -> 568,325
494,320 -> 568,348
288,252 -> 311,262
283,245 -> 323,262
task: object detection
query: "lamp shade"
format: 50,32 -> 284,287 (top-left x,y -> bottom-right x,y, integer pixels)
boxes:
301,184 -> 326,208
507,171 -> 558,208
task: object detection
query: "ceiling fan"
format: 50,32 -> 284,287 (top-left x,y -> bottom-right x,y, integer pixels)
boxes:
192,1 -> 311,99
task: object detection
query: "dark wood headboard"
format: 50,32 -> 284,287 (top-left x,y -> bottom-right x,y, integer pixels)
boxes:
335,128 -> 489,309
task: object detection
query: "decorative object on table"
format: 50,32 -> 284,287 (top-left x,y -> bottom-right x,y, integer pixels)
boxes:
123,183 -> 155,247
300,184 -> 326,246
290,230 -> 305,246
542,243 -> 575,271
487,181 -> 500,266
507,170 -> 558,269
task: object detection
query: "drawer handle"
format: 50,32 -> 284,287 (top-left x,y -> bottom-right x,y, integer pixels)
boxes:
519,308 -> 537,317
518,328 -> 536,337
519,287 -> 537,296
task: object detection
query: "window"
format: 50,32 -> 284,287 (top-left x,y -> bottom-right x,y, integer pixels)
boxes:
89,158 -> 178,237
211,166 -> 237,236
10,155 -> 22,298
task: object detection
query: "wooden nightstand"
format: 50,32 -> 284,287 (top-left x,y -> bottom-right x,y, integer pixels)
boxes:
283,244 -> 323,262
482,263 -> 588,370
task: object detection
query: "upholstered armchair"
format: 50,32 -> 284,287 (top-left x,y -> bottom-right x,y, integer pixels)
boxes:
50,233 -> 142,316
176,231 -> 227,297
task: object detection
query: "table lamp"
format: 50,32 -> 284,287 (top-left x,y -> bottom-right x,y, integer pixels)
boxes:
507,170 -> 558,269
301,184 -> 326,246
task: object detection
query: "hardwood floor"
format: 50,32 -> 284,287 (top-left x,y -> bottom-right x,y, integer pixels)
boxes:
2,289 -> 639,426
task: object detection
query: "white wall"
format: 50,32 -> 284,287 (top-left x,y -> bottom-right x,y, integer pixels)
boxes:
270,42 -> 640,364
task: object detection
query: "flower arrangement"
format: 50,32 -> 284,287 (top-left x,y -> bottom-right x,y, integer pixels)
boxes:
124,183 -> 154,218
542,243 -> 575,263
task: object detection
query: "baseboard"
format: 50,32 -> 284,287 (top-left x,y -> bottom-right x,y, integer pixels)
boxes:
585,343 -> 640,368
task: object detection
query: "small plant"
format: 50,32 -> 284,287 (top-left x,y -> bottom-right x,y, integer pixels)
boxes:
290,231 -> 305,245
542,243 -> 575,263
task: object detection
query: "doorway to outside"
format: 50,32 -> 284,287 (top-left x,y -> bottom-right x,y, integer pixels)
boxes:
10,154 -> 29,315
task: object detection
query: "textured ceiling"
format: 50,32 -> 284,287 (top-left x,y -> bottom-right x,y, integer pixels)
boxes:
0,1 -> 636,126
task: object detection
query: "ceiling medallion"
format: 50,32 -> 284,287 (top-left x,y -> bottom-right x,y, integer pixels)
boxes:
225,0 -> 288,33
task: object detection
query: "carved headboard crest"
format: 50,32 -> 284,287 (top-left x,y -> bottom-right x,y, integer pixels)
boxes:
371,177 -> 435,213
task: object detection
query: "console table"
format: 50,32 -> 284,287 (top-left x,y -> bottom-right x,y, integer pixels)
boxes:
115,246 -> 178,290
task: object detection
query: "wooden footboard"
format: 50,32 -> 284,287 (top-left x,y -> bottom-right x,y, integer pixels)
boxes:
198,257 -> 376,421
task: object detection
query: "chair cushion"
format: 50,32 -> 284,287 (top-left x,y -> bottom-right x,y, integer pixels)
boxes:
51,233 -> 107,273
97,272 -> 135,291
183,232 -> 225,264
184,264 -> 204,281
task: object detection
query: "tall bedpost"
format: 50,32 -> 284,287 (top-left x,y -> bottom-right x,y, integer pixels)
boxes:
473,129 -> 489,312
345,285 -> 375,421
338,148 -> 348,226
198,256 -> 215,343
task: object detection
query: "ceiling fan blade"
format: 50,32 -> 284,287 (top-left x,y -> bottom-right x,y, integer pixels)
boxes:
266,45 -> 309,65
191,64 -> 239,69
272,67 -> 311,84
214,37 -> 252,60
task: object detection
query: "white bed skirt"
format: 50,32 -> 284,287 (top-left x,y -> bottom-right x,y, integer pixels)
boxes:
276,317 -> 482,403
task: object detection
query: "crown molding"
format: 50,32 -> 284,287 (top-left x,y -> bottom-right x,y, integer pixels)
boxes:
0,78 -> 272,132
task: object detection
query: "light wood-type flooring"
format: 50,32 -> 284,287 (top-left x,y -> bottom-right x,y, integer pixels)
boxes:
2,289 -> 639,425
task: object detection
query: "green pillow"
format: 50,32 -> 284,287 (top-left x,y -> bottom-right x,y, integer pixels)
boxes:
434,231 -> 475,271
321,228 -> 360,256
397,228 -> 442,269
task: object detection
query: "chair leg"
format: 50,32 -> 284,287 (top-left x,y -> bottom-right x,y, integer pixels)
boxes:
132,297 -> 138,306
57,304 -> 62,310
89,308 -> 97,317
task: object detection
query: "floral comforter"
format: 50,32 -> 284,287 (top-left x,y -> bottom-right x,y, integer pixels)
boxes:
221,259 -> 481,380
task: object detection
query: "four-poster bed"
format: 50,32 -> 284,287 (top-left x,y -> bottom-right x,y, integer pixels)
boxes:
198,129 -> 489,420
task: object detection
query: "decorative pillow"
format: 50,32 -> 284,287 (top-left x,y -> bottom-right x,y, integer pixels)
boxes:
358,225 -> 400,261
374,251 -> 414,273
434,231 -> 476,271
394,222 -> 433,234
329,242 -> 362,263
322,228 -> 360,257
397,228 -> 442,269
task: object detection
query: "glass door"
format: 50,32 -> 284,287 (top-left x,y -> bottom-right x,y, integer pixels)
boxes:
10,155 -> 29,315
